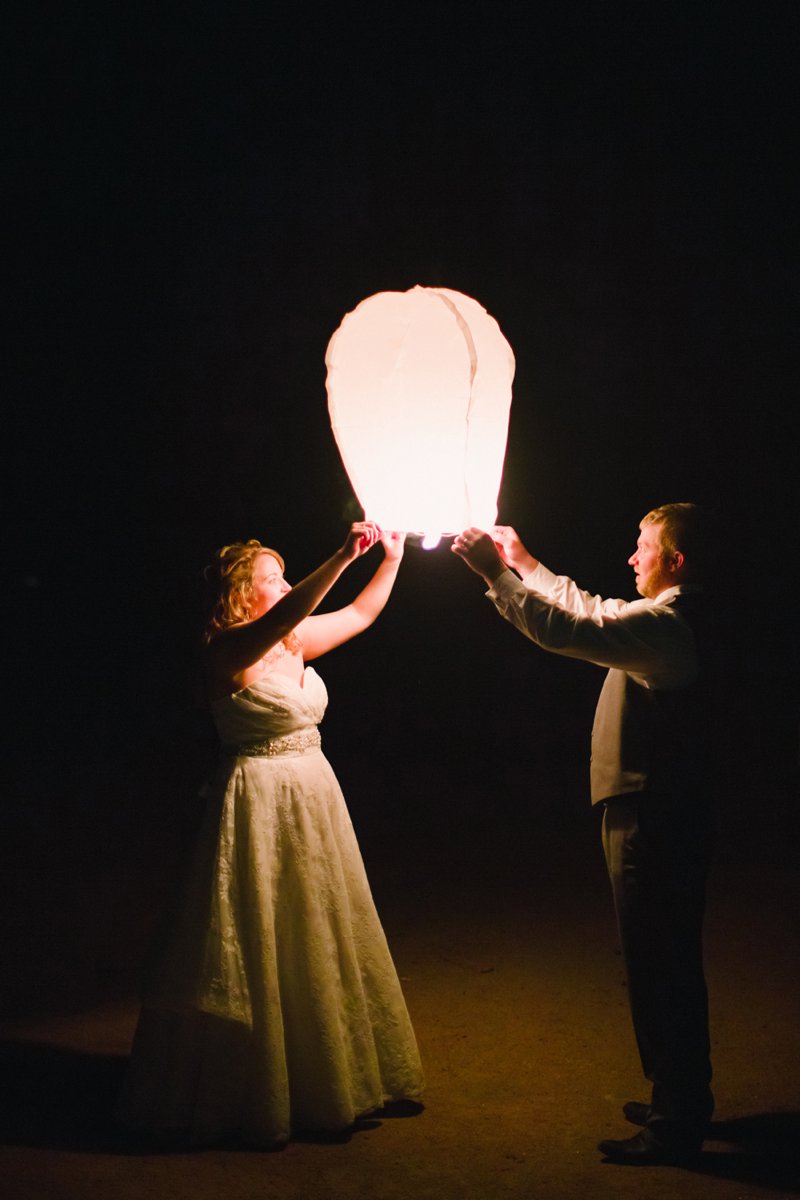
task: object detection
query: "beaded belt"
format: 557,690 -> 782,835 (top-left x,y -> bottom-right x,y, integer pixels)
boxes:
223,728 -> 322,758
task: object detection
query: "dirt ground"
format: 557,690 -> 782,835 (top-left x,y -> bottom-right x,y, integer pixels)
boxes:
2,732 -> 799,1200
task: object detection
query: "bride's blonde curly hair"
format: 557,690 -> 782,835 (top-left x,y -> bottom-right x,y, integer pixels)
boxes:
204,539 -> 285,640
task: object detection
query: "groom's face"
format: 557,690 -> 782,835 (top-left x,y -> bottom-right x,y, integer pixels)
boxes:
628,523 -> 671,599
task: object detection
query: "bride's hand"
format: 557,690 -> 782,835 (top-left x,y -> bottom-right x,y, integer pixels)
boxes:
379,529 -> 406,562
340,520 -> 381,563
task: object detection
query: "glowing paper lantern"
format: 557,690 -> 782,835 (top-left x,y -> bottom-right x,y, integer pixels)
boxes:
326,286 -> 515,543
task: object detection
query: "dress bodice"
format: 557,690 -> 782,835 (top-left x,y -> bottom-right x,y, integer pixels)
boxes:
209,667 -> 328,747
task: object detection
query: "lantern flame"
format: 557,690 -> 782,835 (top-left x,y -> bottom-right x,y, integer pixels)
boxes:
326,286 -> 515,536
421,532 -> 442,551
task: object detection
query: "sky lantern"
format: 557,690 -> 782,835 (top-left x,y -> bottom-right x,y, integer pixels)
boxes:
326,286 -> 515,547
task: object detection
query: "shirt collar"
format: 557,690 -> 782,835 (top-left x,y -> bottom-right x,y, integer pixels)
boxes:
651,582 -> 704,605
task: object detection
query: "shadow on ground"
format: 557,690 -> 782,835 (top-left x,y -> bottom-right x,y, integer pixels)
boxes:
0,1041 -> 425,1155
2,1027 -> 799,1195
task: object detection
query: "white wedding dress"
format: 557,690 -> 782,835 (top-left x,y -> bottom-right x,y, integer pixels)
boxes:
117,667 -> 424,1146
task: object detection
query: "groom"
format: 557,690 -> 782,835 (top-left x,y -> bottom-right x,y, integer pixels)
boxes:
453,504 -> 718,1165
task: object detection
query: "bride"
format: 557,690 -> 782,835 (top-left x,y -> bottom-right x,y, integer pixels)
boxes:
117,521 -> 424,1147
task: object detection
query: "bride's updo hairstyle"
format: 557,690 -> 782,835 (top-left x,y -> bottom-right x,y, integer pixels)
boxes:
204,539 -> 285,638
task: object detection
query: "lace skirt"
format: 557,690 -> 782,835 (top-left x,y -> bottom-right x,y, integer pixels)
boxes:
117,743 -> 424,1145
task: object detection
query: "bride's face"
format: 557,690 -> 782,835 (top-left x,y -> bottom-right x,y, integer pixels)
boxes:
249,553 -> 290,618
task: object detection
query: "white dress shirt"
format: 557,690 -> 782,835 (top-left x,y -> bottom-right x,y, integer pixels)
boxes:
487,563 -> 705,803
488,563 -> 701,690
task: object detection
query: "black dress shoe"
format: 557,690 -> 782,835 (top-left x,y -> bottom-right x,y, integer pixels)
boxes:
598,1127 -> 701,1165
622,1100 -> 651,1126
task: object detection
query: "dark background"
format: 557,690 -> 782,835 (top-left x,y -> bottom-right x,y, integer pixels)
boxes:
7,3 -> 797,1014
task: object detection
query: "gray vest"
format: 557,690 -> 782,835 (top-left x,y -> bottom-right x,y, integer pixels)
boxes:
589,592 -> 711,805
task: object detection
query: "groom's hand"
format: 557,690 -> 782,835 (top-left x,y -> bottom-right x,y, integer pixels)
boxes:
489,526 -> 539,578
451,528 -> 507,584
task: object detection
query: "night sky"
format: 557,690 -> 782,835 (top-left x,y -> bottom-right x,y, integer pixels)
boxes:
8,4 -> 798,1008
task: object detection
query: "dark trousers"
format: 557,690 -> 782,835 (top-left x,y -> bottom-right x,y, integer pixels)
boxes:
602,792 -> 714,1131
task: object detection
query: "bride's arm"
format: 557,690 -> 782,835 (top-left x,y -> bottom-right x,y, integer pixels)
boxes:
297,531 -> 405,660
206,523 -> 381,682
